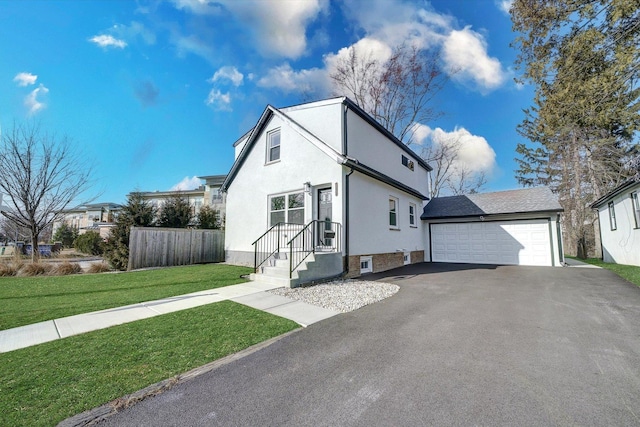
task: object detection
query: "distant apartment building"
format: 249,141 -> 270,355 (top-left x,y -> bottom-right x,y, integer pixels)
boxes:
54,202 -> 123,239
135,174 -> 226,225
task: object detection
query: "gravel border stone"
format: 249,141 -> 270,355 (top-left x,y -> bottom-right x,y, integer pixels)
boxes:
268,279 -> 399,313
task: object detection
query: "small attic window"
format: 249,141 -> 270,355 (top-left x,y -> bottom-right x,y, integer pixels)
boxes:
267,129 -> 281,163
402,155 -> 414,171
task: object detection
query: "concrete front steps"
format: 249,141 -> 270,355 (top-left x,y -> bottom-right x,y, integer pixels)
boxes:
250,252 -> 343,288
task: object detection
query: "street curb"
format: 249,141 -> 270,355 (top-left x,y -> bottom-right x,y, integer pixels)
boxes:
56,329 -> 301,427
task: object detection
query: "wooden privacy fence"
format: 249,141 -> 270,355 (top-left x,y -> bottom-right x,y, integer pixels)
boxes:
128,227 -> 225,270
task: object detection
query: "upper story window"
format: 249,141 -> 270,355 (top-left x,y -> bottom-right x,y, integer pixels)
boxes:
409,202 -> 416,227
632,192 -> 640,229
211,188 -> 223,202
267,129 -> 281,163
389,197 -> 398,228
401,155 -> 414,171
608,201 -> 617,230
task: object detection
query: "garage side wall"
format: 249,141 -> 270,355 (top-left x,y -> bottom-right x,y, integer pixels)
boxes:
423,212 -> 563,267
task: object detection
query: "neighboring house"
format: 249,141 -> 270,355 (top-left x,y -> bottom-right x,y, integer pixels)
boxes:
591,178 -> 640,266
54,202 -> 123,239
222,97 -> 565,287
421,187 -> 564,266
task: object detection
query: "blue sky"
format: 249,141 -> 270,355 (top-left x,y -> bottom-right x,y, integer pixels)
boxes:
0,0 -> 532,204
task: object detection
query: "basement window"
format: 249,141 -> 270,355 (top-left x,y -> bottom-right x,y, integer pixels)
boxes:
360,256 -> 373,274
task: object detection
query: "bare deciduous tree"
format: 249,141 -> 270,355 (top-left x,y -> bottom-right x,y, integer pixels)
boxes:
421,135 -> 487,197
0,122 -> 94,261
330,44 -> 448,145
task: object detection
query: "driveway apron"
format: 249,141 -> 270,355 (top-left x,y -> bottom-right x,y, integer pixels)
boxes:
99,263 -> 640,426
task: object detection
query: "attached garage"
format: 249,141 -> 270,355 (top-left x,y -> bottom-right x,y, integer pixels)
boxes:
423,188 -> 564,267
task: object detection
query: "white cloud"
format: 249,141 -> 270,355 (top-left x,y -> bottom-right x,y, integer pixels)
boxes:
13,72 -> 37,86
170,0 -> 224,15
172,33 -> 215,63
210,66 -> 244,86
171,176 -> 203,191
257,63 -> 328,94
113,21 -> 156,45
413,124 -> 497,175
170,0 -> 327,59
24,84 -> 49,115
497,0 -> 513,14
442,27 -> 506,91
89,34 -> 127,49
258,0 -> 507,97
205,89 -> 232,111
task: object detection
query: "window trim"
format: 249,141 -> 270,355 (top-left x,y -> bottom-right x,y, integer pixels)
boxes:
389,196 -> 399,229
401,155 -> 414,171
608,201 -> 617,231
268,190 -> 305,227
408,202 -> 417,227
360,256 -> 373,274
632,192 -> 640,229
266,129 -> 281,164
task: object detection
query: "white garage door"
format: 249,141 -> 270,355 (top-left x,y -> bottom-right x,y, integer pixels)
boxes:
431,219 -> 552,266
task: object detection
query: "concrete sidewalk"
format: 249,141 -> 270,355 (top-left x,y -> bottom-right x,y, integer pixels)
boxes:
0,281 -> 339,353
564,258 -> 602,268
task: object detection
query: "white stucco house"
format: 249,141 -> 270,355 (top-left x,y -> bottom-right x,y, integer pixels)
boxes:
222,97 -> 564,286
591,178 -> 640,266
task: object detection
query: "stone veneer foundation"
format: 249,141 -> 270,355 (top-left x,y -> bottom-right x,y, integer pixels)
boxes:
345,250 -> 424,278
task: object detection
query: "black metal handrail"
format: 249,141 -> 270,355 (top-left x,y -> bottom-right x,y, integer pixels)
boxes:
287,220 -> 342,278
253,222 -> 304,272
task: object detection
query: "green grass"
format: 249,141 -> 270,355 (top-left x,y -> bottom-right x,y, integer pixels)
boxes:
0,264 -> 253,330
571,257 -> 640,287
0,301 -> 299,426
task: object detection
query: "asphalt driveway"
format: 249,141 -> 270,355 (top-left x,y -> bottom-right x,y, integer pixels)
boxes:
100,263 -> 640,426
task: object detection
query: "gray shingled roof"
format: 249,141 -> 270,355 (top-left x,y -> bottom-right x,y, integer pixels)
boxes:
421,187 -> 562,219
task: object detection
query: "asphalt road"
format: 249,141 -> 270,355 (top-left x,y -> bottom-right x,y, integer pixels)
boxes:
100,263 -> 640,426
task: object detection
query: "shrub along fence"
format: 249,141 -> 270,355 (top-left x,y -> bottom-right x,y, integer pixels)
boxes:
128,227 -> 225,270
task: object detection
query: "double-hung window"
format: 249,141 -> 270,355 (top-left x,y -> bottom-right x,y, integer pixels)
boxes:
269,192 -> 304,226
608,201 -> 617,231
389,197 -> 398,228
267,129 -> 281,163
409,202 -> 416,227
632,192 -> 640,229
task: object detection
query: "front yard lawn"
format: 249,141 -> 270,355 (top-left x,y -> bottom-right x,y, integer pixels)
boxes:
0,263 -> 252,330
572,257 -> 640,287
0,301 -> 298,426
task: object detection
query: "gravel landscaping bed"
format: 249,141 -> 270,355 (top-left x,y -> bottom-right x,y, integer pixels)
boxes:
268,279 -> 399,313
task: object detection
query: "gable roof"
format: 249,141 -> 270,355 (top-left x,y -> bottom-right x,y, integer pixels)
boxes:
221,104 -> 346,192
221,97 -> 431,198
590,178 -> 640,209
421,187 -> 562,220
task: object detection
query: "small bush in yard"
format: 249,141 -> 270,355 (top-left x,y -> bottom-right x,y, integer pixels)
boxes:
18,262 -> 54,276
74,231 -> 104,255
0,262 -> 19,276
55,262 -> 82,275
87,262 -> 111,274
